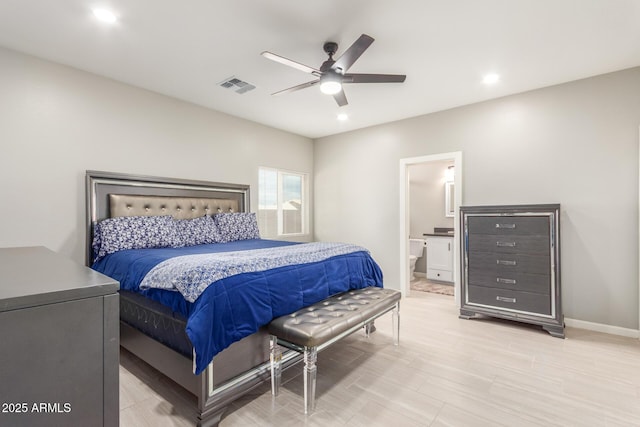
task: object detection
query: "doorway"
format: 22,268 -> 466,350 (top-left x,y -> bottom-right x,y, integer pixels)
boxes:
399,152 -> 462,305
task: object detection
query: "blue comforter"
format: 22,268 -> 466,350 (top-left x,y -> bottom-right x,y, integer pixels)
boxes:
92,239 -> 383,374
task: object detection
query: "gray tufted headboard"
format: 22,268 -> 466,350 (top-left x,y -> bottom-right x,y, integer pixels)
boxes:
109,194 -> 238,219
86,170 -> 250,265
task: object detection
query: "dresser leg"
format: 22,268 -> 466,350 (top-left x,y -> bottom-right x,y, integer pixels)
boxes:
459,309 -> 475,320
542,324 -> 565,338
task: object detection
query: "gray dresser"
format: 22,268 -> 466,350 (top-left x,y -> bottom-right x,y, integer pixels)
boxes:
459,204 -> 563,337
0,247 -> 119,427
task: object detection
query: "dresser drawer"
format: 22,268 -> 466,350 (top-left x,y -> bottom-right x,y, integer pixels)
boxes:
468,234 -> 550,255
467,216 -> 550,236
467,285 -> 551,315
468,252 -> 550,275
468,268 -> 550,293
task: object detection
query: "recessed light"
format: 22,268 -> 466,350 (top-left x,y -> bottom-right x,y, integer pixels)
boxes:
483,73 -> 500,85
93,8 -> 117,23
337,113 -> 348,121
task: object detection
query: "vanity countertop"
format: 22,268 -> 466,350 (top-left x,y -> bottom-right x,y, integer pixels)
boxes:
423,227 -> 455,238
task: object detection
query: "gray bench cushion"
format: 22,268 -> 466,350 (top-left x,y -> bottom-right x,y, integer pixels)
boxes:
268,287 -> 401,347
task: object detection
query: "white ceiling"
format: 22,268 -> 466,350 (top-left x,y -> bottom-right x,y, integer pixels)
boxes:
0,0 -> 639,139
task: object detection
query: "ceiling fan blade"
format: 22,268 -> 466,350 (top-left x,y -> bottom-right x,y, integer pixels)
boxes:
333,89 -> 348,107
261,51 -> 321,76
271,79 -> 319,96
343,73 -> 407,83
332,34 -> 374,73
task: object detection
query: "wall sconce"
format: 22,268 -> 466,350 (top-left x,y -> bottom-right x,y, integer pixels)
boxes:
445,165 -> 455,182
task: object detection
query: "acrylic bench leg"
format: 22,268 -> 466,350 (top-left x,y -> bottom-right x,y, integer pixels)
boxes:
303,346 -> 317,414
392,302 -> 400,346
364,322 -> 372,338
270,335 -> 282,396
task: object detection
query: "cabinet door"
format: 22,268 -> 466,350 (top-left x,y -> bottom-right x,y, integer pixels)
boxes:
0,298 -> 105,427
426,237 -> 453,271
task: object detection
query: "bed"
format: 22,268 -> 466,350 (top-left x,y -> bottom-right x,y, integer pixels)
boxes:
85,170 -> 383,426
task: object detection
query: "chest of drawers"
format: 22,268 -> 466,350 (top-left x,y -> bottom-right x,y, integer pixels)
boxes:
0,247 -> 120,426
459,204 -> 563,338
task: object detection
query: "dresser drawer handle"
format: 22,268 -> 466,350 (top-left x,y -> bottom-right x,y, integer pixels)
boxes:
496,241 -> 516,247
497,277 -> 517,285
495,223 -> 516,229
496,259 -> 517,266
496,296 -> 517,303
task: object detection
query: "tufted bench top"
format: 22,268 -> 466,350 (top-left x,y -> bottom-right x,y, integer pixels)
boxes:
268,287 -> 401,348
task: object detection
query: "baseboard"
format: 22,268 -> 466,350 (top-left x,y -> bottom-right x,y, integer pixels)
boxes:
413,272 -> 426,278
565,317 -> 639,339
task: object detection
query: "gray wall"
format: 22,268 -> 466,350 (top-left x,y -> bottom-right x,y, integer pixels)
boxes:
409,160 -> 454,273
1,45 -> 638,330
314,67 -> 640,330
0,47 -> 314,263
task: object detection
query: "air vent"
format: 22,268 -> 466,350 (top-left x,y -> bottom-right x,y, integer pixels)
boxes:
218,76 -> 256,94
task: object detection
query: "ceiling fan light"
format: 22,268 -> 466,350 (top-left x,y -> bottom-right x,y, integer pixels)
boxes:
320,80 -> 342,95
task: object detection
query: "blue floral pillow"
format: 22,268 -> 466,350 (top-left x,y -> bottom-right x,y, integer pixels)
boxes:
174,215 -> 222,247
93,215 -> 179,261
214,212 -> 260,243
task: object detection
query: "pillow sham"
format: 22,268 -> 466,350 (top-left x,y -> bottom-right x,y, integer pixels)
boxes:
214,212 -> 260,243
93,215 -> 179,261
174,215 -> 222,247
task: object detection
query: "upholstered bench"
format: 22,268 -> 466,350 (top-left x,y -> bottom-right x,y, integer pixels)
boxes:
267,287 -> 401,414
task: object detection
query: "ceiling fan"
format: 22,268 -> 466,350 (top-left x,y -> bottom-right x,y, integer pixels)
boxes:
261,34 -> 406,106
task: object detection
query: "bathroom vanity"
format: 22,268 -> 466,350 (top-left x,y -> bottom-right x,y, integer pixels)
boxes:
424,232 -> 454,283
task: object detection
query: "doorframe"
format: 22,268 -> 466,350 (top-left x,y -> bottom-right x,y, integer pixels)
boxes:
399,151 -> 463,305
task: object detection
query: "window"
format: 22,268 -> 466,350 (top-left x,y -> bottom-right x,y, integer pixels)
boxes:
258,167 -> 307,237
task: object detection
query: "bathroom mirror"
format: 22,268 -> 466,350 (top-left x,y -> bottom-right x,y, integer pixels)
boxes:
445,181 -> 455,217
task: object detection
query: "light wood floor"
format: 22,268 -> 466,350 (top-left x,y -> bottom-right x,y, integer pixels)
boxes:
119,291 -> 640,426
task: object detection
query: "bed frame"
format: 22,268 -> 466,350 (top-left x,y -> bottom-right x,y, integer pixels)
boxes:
85,170 -> 303,427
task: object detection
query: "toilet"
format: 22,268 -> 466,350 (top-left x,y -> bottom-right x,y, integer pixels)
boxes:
409,238 -> 426,281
